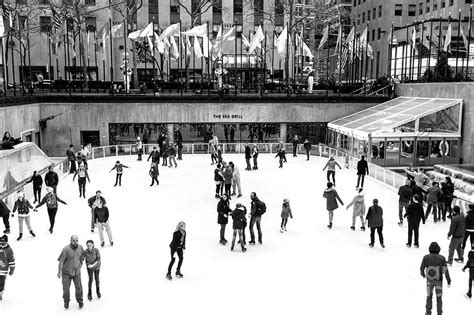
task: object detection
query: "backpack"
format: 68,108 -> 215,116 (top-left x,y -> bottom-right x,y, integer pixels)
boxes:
257,200 -> 266,215
46,193 -> 58,208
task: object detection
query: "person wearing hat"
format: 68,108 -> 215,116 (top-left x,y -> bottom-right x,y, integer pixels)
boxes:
66,144 -> 77,174
166,221 -> 186,280
223,164 -> 233,197
366,198 -> 384,248
110,161 -> 130,187
85,240 -> 101,301
447,205 -> 466,265
25,170 -> 43,203
136,137 -> 143,161
12,192 -> 35,241
0,234 -> 15,301
462,245 -> 474,299
217,194 -> 231,245
0,199 -> 10,234
230,203 -> 247,252
405,194 -> 426,248
463,204 -> 474,252
34,187 -> 67,234
73,162 -> 90,198
420,241 -> 451,315
280,198 -> 293,233
88,191 -> 106,233
147,146 -> 160,164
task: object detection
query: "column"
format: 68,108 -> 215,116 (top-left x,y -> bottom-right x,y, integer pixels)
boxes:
280,123 -> 287,143
167,123 -> 175,143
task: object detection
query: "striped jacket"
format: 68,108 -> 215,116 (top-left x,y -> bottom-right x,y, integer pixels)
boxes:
0,244 -> 15,276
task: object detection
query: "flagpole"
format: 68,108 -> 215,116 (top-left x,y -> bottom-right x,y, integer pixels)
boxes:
94,29 -> 98,92
388,23 -> 394,77
351,22 -> 356,94
445,15 -> 451,78
338,24 -> 343,97
248,29 -> 251,93
455,10 -> 461,78
326,21 -> 330,98
87,30 -> 91,93
234,20 -> 237,97
428,19 -> 433,79
418,21 -> 424,80
364,23 -> 369,95
271,31 -> 275,94
66,21 -> 72,96
240,28 -> 243,93
109,17 -> 114,95
179,21 -> 183,96
207,22 -> 210,97
4,30 -> 9,97
1,36 -> 6,96
263,30 -> 267,97
201,36 -> 204,92
48,26 -> 53,92
467,6 -> 472,79
409,24 -> 414,81
285,22 -> 289,96
152,18 -> 156,97
300,24 -> 304,88
27,18 -> 32,88
436,16 -> 442,77
78,24 -> 84,93
18,16 -> 25,95
123,18 -> 128,94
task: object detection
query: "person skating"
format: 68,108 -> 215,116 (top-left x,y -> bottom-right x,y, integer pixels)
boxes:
244,145 -> 251,170
249,192 -> 266,245
346,188 -> 366,231
217,194 -> 231,245
462,246 -> 474,299
34,187 -> 67,234
230,203 -> 247,252
323,157 -> 341,186
45,165 -> 59,194
11,192 -> 35,241
0,199 -> 10,234
356,156 -> 369,189
161,141 -> 169,167
209,140 -> 217,165
66,144 -> 77,174
177,139 -> 183,160
425,182 -> 442,223
136,137 -> 143,161
292,135 -> 299,157
420,242 -> 451,315
0,235 -> 15,301
252,144 -> 259,170
223,164 -> 233,197
147,147 -> 160,164
214,163 -> 224,198
58,235 -> 86,309
323,182 -> 344,229
166,221 -> 186,280
85,240 -> 101,301
25,170 -> 43,203
303,139 -> 311,160
275,148 -> 286,168
366,199 -> 384,248
447,206 -> 465,266
94,202 -> 113,247
72,162 -> 90,198
149,163 -> 159,186
169,143 -> 178,167
216,145 -> 223,164
280,198 -> 293,233
442,177 -> 455,219
110,160 -> 129,187
462,204 -> 474,251
88,191 -> 106,233
405,194 -> 426,248
398,179 -> 412,226
229,162 -> 242,197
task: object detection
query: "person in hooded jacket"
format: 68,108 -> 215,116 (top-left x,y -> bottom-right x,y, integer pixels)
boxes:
442,177 -> 455,219
420,242 -> 451,315
426,182 -> 442,223
462,246 -> 474,299
168,143 -> 178,167
462,204 -> 474,251
25,170 -> 43,203
447,206 -> 465,265
88,191 -> 106,233
149,164 -> 159,186
166,221 -> 186,280
217,194 -> 232,245
366,199 -> 384,248
323,156 -> 341,186
0,200 -> 10,234
280,198 -> 293,232
45,165 -> 59,194
249,192 -> 266,244
12,192 -> 35,241
405,194 -> 426,248
275,148 -> 287,168
230,203 -> 247,252
323,182 -> 344,229
346,188 -> 366,231
303,139 -> 311,160
147,147 -> 160,164
0,234 -> 15,301
136,137 -> 143,161
110,161 -> 130,187
244,145 -> 251,170
223,165 -> 233,197
161,141 -> 169,166
214,163 -> 224,198
34,187 -> 67,234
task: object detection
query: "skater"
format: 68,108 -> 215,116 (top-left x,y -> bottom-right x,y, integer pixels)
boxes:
85,240 -> 101,301
217,194 -> 231,245
447,206 -> 465,266
209,140 -> 217,165
149,163 -> 159,186
249,192 -> 266,245
462,246 -> 474,299
166,221 -> 186,280
25,170 -> 43,203
223,164 -> 233,197
322,156 -> 341,186
303,139 -> 311,160
398,179 -> 412,226
110,160 -> 129,187
136,137 -> 143,161
356,156 -> 369,189
345,188 -> 366,231
57,235 -> 86,309
66,145 -> 77,174
425,182 -> 442,223
230,203 -> 247,252
442,177 -> 455,218
11,192 -> 35,241
462,204 -> 474,251
275,148 -> 286,168
229,162 -> 242,197
216,145 -> 223,163
177,139 -> 183,160
420,242 -> 451,315
94,202 -> 113,247
244,145 -> 251,170
213,163 -> 224,198
280,198 -> 293,232
161,141 -> 169,166
34,187 -> 67,234
292,135 -> 299,157
252,144 -> 259,170
45,165 -> 59,194
0,199 -> 10,234
88,191 -> 106,233
168,143 -> 178,167
366,199 -> 384,248
72,162 -> 90,198
0,235 -> 15,301
405,194 -> 426,248
323,182 -> 344,229
147,147 -> 160,164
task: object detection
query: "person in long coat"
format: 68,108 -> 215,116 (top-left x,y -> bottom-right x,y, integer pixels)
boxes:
217,194 -> 231,245
323,182 -> 344,229
366,199 -> 384,248
405,194 -> 426,248
346,188 -> 366,231
230,203 -> 247,252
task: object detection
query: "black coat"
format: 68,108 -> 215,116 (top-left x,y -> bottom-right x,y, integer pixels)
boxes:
94,206 -> 110,223
45,171 -> 59,187
405,202 -> 425,226
357,160 -> 369,175
217,199 -> 231,224
398,185 -> 412,203
26,173 -> 43,188
231,208 -> 247,230
169,230 -> 186,250
0,199 -> 10,217
465,211 -> 474,231
245,146 -> 251,159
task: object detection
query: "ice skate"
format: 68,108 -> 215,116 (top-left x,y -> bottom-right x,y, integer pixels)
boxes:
88,291 -> 92,301
29,231 -> 36,237
454,258 -> 464,263
360,226 -> 365,231
465,293 -> 472,300
166,273 -> 172,280
369,243 -> 374,248
350,226 -> 355,230
280,228 -> 284,233
242,247 -> 247,252
79,301 -> 84,308
381,243 -> 385,249
406,243 -> 411,248
2,229 -> 9,234
16,233 -> 22,241
175,271 -> 183,278
327,223 -> 332,229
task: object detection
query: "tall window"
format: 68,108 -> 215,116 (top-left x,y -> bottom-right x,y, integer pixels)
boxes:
213,0 -> 222,25
39,16 -> 51,33
192,0 -> 202,25
378,5 -> 382,18
148,0 -> 159,23
419,2 -> 423,15
372,8 -> 376,20
85,16 -> 96,32
441,0 -> 446,8
426,0 -> 430,13
170,0 -> 180,24
275,0 -> 284,26
362,12 -> 365,23
254,0 -> 264,26
234,0 -> 243,24
85,0 -> 96,5
408,4 -> 416,16
395,4 -> 402,16
367,10 -> 370,22
433,2 -> 437,11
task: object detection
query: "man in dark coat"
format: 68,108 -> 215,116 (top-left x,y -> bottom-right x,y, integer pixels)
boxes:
291,135 -> 299,157
447,206 -> 465,265
0,200 -> 10,234
303,139 -> 311,161
366,199 -> 384,248
356,156 -> 369,189
405,194 -> 425,248
230,203 -> 247,252
147,147 -> 160,164
87,191 -> 106,233
398,179 -> 412,226
25,171 -> 43,203
45,165 -> 59,194
249,192 -> 265,245
66,145 -> 77,174
244,145 -> 251,170
463,204 -> 474,251
217,194 -> 231,245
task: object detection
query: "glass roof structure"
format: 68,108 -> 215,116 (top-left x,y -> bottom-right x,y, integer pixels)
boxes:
328,97 -> 463,139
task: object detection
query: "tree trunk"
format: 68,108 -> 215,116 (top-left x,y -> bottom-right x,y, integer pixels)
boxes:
79,30 -> 89,89
132,41 -> 139,88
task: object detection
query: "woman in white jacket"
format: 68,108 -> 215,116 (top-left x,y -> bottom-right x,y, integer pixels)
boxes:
346,188 -> 366,231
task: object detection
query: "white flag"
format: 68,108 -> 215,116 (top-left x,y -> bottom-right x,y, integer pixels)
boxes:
111,23 -> 123,38
367,43 -> 374,59
128,29 -> 142,40
148,35 -> 154,56
0,16 -> 5,38
170,36 -> 180,59
443,23 -> 452,52
194,36 -> 203,58
182,24 -> 207,37
461,26 -> 468,49
140,22 -> 154,38
249,25 -> 264,55
276,25 -> 287,57
186,36 -> 192,57
318,26 -> 329,50
335,25 -> 342,52
242,34 -> 250,48
223,26 -> 236,41
159,23 -> 180,40
102,31 -> 107,60
203,35 -> 210,58
411,27 -> 417,52
156,33 -> 165,54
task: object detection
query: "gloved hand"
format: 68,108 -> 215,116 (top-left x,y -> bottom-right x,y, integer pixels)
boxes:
9,269 -> 14,276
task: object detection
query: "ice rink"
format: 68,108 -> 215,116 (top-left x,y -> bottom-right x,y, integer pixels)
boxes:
1,153 -> 473,315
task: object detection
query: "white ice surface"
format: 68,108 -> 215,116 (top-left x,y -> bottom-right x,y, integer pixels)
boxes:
0,154 -> 473,315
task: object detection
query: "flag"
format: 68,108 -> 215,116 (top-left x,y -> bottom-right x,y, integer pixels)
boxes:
128,29 -> 142,40
87,30 -> 90,58
461,26 -> 468,49
186,35 -> 192,56
295,34 -> 313,59
411,27 -> 417,52
212,24 -> 223,58
443,22 -> 451,52
346,27 -> 355,44
203,35 -> 210,58
194,36 -> 203,58
163,36 -> 170,56
111,23 -> 123,38
335,25 -> 342,52
170,36 -> 180,59
148,35 -> 154,56
318,25 -> 329,50
276,25 -> 287,57
182,24 -> 207,37
242,34 -> 250,48
422,35 -> 431,51
159,23 -> 180,40
367,43 -> 374,59
156,34 -> 165,54
249,25 -> 264,54
387,28 -> 398,45
223,26 -> 236,41
359,27 -> 368,48
140,22 -> 153,38
0,16 -> 4,37
51,7 -> 62,31
102,31 -> 107,60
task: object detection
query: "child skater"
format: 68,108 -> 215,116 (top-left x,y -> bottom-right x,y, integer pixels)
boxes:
275,148 -> 287,168
149,163 -> 159,186
346,188 -> 366,231
280,198 -> 293,232
110,160 -> 130,187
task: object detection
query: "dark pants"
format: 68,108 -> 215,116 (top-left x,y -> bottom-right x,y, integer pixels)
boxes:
2,214 -> 9,230
69,160 -> 76,173
293,145 -> 297,157
407,222 -> 420,246
306,149 -> 310,160
33,185 -> 42,202
150,176 -> 159,186
0,275 -> 5,292
211,154 -> 217,164
47,207 -> 58,229
253,157 -> 258,169
281,218 -> 288,228
219,223 -> 227,242
399,202 -> 409,223
87,269 -> 100,293
327,170 -> 336,185
445,198 -> 453,217
178,147 -> 182,160
78,177 -> 86,197
249,216 -> 262,243
167,248 -> 183,274
370,226 -> 384,245
437,203 -> 446,221
115,174 -> 122,186
231,229 -> 244,250
426,280 -> 443,315
137,149 -> 143,161
245,158 -> 251,170
357,174 -> 365,188
425,202 -> 439,222
463,231 -> 474,250
468,268 -> 474,295
224,184 -> 231,196
48,184 -> 57,194
279,158 -> 284,167
448,237 -> 464,264
62,272 -> 83,303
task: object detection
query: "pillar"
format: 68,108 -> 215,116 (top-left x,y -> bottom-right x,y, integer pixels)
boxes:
167,123 -> 175,143
280,123 -> 287,143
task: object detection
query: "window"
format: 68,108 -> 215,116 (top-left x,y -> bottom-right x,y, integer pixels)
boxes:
433,2 -> 437,11
192,0 -> 202,25
39,0 -> 49,4
426,0 -> 430,13
170,0 -> 180,24
148,0 -> 159,23
362,12 -> 365,23
357,14 -> 360,25
367,11 -> 370,22
441,0 -> 445,8
85,0 -> 96,5
16,0 -> 26,4
373,8 -> 376,20
370,29 -> 374,41
213,0 -> 222,25
395,4 -> 402,16
85,17 -> 96,32
275,0 -> 284,26
379,5 -> 382,17
377,28 -> 381,40
353,0 -> 356,6
419,3 -> 423,15
449,0 -> 453,5
408,4 -> 416,16
466,0 -> 473,4
19,16 -> 26,30
234,0 -> 243,24
39,16 -> 51,33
